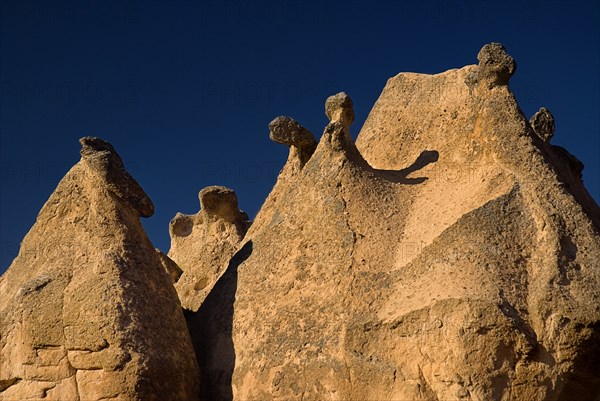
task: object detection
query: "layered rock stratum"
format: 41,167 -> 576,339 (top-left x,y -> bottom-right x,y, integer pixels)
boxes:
1,43 -> 599,401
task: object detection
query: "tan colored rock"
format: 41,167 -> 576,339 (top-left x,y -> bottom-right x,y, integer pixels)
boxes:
2,43 -> 599,401
156,248 -> 183,283
0,137 -> 201,401
193,44 -> 600,400
325,91 -> 355,129
168,186 -> 250,312
269,116 -> 317,152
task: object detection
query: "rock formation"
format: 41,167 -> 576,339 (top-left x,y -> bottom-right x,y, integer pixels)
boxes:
530,107 -> 555,142
0,137 -> 200,401
168,186 -> 250,311
1,43 -> 599,401
193,43 -> 600,400
269,116 -> 317,171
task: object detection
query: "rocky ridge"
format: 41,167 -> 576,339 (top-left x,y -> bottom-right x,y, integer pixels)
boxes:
1,43 -> 599,401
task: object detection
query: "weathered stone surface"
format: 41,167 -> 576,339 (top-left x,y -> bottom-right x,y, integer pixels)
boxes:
169,186 -> 250,312
269,116 -> 317,169
476,42 -> 516,87
269,116 -> 316,149
551,144 -> 585,180
193,44 -> 600,401
0,137 -> 201,401
530,107 -> 555,142
156,248 -> 183,283
325,91 -> 355,129
2,42 -> 599,401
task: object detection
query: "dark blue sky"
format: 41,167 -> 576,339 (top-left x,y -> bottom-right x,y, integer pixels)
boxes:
1,1 -> 599,274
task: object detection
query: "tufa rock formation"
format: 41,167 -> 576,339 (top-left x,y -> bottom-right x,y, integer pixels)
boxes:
1,43 -> 599,401
269,116 -> 317,170
475,42 -> 517,88
0,137 -> 200,401
194,43 -> 600,400
168,186 -> 250,311
530,107 -> 555,142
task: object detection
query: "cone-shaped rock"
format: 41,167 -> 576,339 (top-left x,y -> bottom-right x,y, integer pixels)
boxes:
194,44 -> 600,400
352,42 -> 600,400
0,137 -> 201,401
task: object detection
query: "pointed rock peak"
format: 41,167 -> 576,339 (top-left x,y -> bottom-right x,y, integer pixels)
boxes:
319,119 -> 370,170
476,42 -> 516,87
1,138 -> 200,400
79,136 -> 154,218
319,93 -> 369,166
325,92 -> 355,128
530,107 -> 555,142
80,136 -> 117,155
156,248 -> 183,283
269,116 -> 317,166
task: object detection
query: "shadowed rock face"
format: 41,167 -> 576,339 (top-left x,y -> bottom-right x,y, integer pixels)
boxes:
530,107 -> 555,142
194,43 -> 600,401
269,116 -> 317,169
0,137 -> 200,401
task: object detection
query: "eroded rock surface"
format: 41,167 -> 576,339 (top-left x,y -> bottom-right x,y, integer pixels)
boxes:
530,107 -> 555,142
2,42 -> 599,401
193,44 -> 600,401
269,116 -> 317,170
169,186 -> 250,312
0,137 -> 200,401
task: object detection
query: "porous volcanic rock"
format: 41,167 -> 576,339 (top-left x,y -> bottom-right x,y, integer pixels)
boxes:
168,186 -> 250,311
193,43 -> 600,401
2,42 -> 599,401
530,107 -> 555,142
0,137 -> 201,401
269,116 -> 317,170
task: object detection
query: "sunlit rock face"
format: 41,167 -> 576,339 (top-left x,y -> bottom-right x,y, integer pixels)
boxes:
1,43 -> 599,401
193,43 -> 600,401
0,137 -> 201,401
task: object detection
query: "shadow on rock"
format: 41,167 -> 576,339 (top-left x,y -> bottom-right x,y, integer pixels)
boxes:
184,240 -> 253,401
373,149 -> 440,184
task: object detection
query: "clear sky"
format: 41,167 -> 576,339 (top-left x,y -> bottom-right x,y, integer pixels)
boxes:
1,1 -> 599,274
